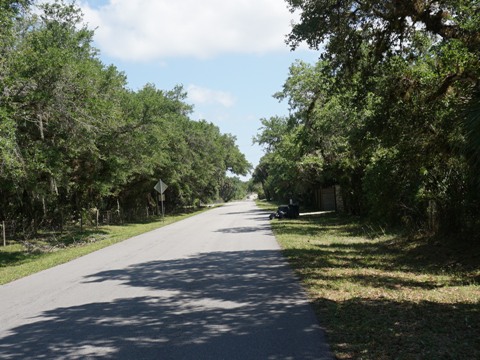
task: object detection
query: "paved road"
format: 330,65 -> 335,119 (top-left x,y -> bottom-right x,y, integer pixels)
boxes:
0,201 -> 332,359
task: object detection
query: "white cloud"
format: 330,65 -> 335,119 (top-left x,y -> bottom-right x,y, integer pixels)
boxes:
79,0 -> 296,61
187,85 -> 235,108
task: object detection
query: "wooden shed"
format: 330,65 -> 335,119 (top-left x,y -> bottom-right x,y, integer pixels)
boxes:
314,185 -> 343,212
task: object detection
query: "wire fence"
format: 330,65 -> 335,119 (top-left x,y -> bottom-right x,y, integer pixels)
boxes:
1,221 -> 5,247
1,206 -> 161,247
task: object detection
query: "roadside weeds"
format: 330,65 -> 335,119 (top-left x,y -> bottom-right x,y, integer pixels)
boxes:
262,204 -> 480,360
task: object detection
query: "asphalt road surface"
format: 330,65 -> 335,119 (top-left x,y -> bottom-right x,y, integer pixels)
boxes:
0,200 -> 332,359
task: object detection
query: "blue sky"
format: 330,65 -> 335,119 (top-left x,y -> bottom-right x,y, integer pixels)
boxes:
75,0 -> 320,179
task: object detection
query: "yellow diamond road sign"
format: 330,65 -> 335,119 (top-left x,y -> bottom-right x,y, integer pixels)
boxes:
154,179 -> 168,194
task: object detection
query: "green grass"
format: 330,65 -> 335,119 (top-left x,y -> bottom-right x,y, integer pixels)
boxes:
255,199 -> 281,212
0,209 -> 208,285
266,206 -> 480,360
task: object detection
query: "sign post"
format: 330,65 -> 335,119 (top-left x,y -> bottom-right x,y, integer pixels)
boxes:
154,179 -> 168,220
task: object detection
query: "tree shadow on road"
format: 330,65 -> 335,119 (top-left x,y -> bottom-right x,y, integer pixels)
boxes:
221,209 -> 269,216
215,225 -> 272,234
0,250 -> 332,360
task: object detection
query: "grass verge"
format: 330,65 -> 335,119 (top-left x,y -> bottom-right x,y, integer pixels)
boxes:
262,203 -> 480,359
0,209 -> 208,285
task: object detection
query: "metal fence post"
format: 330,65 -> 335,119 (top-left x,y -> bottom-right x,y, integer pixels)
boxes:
2,221 -> 6,247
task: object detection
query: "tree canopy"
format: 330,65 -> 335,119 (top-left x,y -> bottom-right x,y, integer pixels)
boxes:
254,0 -> 479,235
0,1 -> 250,232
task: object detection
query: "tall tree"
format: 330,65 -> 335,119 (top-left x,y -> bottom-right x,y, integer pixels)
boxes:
0,1 -> 251,231
252,0 -> 479,233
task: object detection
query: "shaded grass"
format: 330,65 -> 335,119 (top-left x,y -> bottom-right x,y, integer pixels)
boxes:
0,209 -> 209,285
269,211 -> 480,360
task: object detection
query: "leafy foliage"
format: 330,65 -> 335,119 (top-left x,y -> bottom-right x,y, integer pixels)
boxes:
0,1 -> 250,233
254,0 -> 480,234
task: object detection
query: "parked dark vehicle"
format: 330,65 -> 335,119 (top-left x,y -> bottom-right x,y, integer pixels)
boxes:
269,204 -> 300,220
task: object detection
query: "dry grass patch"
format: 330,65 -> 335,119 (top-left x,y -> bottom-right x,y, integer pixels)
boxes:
271,212 -> 480,360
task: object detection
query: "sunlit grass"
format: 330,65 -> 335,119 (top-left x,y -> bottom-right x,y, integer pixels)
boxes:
0,209 -> 208,285
269,210 -> 480,359
255,199 -> 279,212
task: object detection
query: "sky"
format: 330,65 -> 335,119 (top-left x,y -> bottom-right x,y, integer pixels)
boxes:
75,0 -> 321,179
